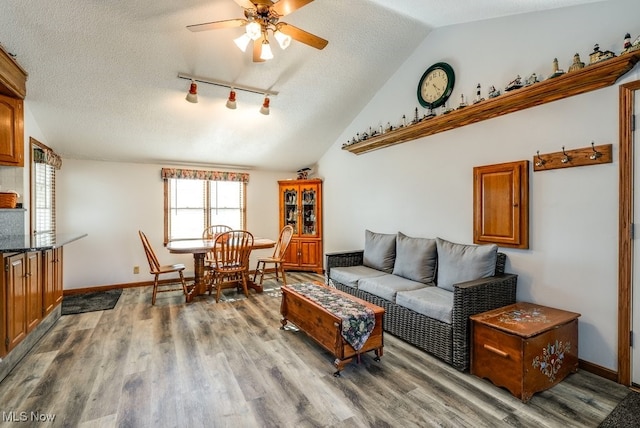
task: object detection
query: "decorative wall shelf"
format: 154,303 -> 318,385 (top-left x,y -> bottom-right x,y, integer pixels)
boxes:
343,50 -> 640,155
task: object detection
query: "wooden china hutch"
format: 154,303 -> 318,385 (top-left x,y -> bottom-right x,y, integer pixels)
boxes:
278,178 -> 323,273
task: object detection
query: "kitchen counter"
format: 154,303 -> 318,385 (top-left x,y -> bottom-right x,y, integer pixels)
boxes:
0,233 -> 87,252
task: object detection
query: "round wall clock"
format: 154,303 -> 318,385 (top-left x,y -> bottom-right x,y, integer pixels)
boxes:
417,62 -> 455,109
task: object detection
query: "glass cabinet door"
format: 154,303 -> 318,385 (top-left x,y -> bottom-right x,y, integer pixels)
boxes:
283,188 -> 298,234
301,187 -> 317,236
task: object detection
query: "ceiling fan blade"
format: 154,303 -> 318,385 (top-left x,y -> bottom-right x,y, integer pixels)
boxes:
233,0 -> 257,9
187,19 -> 247,32
272,0 -> 313,16
278,23 -> 328,50
253,39 -> 265,62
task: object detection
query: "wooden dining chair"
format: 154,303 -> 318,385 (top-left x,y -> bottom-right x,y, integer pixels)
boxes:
253,225 -> 294,286
202,224 -> 232,265
138,230 -> 189,305
209,230 -> 254,303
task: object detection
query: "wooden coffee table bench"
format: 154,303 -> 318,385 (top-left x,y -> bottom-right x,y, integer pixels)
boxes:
280,282 -> 384,376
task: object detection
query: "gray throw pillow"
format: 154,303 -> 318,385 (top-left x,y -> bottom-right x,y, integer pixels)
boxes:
363,230 -> 396,273
392,232 -> 437,284
436,237 -> 498,292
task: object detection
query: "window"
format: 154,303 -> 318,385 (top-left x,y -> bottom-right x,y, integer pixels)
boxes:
162,168 -> 248,243
30,138 -> 61,236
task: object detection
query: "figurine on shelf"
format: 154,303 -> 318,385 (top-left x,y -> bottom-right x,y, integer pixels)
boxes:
423,107 -> 436,119
568,53 -> 585,72
360,131 -> 368,141
412,107 -> 420,124
488,85 -> 501,98
457,94 -> 467,109
385,122 -> 393,133
441,102 -> 453,114
524,73 -> 539,86
400,114 -> 407,128
504,75 -> 523,91
547,58 -> 565,79
589,43 -> 616,64
473,83 -> 484,104
622,33 -> 640,54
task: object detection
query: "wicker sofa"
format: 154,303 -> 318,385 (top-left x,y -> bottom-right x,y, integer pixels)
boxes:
325,231 -> 517,371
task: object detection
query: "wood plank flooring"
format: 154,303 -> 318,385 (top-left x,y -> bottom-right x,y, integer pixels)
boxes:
0,272 -> 630,427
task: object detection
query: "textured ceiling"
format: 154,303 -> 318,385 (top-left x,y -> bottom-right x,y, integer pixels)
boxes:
0,0 -> 606,171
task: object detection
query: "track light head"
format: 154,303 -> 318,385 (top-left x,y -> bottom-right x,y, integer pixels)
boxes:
260,96 -> 270,115
185,80 -> 198,103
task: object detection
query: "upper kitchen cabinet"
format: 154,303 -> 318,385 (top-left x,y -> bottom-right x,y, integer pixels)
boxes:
0,44 -> 27,167
0,44 -> 27,99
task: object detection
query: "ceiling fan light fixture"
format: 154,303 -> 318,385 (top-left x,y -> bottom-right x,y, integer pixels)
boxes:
273,29 -> 291,50
245,21 -> 262,41
185,80 -> 198,103
226,89 -> 237,109
260,95 -> 270,115
260,39 -> 274,60
233,33 -> 251,52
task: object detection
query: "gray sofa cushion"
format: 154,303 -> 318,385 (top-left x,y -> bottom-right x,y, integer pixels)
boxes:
436,237 -> 498,292
363,230 -> 396,273
392,232 -> 437,284
329,265 -> 386,289
358,273 -> 428,302
396,286 -> 453,324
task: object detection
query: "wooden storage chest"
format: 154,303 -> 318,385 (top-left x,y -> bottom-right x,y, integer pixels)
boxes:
470,302 -> 580,402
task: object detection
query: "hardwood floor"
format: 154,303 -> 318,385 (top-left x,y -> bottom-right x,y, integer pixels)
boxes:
0,272 -> 630,427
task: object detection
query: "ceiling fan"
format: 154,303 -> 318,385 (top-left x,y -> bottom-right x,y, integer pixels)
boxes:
187,0 -> 328,62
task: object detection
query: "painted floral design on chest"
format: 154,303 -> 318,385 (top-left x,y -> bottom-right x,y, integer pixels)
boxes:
532,340 -> 571,382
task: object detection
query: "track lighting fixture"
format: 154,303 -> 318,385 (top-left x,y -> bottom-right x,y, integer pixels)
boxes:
260,96 -> 270,115
179,74 -> 277,113
185,80 -> 198,103
226,89 -> 237,109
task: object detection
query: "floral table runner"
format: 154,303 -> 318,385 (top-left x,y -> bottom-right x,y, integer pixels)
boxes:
287,283 -> 375,351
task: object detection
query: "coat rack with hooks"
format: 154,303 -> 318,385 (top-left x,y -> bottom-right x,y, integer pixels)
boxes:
533,142 -> 612,171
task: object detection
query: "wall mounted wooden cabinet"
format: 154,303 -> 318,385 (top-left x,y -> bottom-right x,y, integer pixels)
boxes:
474,160 -> 529,249
0,44 -> 27,99
0,44 -> 27,167
279,178 -> 323,273
0,94 -> 24,166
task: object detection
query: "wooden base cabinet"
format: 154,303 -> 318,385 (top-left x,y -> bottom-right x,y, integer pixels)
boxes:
1,248 -> 63,356
43,247 -> 63,316
279,179 -> 323,274
4,251 -> 41,354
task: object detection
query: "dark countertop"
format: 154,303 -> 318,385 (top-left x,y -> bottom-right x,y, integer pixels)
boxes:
0,233 -> 87,253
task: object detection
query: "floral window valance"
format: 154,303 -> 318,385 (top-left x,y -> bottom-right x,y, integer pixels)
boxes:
33,147 -> 62,169
160,168 -> 249,183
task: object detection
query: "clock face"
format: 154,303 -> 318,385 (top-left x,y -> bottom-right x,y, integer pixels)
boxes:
417,62 -> 455,109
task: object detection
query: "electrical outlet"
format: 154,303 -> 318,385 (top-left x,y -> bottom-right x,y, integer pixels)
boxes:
133,265 -> 140,274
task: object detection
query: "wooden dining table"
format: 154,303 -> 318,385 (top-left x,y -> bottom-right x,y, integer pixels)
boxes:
166,237 -> 276,301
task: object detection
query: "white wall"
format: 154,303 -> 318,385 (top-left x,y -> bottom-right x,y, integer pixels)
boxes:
317,0 -> 640,371
56,159 -> 293,289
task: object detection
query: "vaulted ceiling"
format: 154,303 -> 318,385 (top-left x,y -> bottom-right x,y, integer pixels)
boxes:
0,0 -> 606,171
